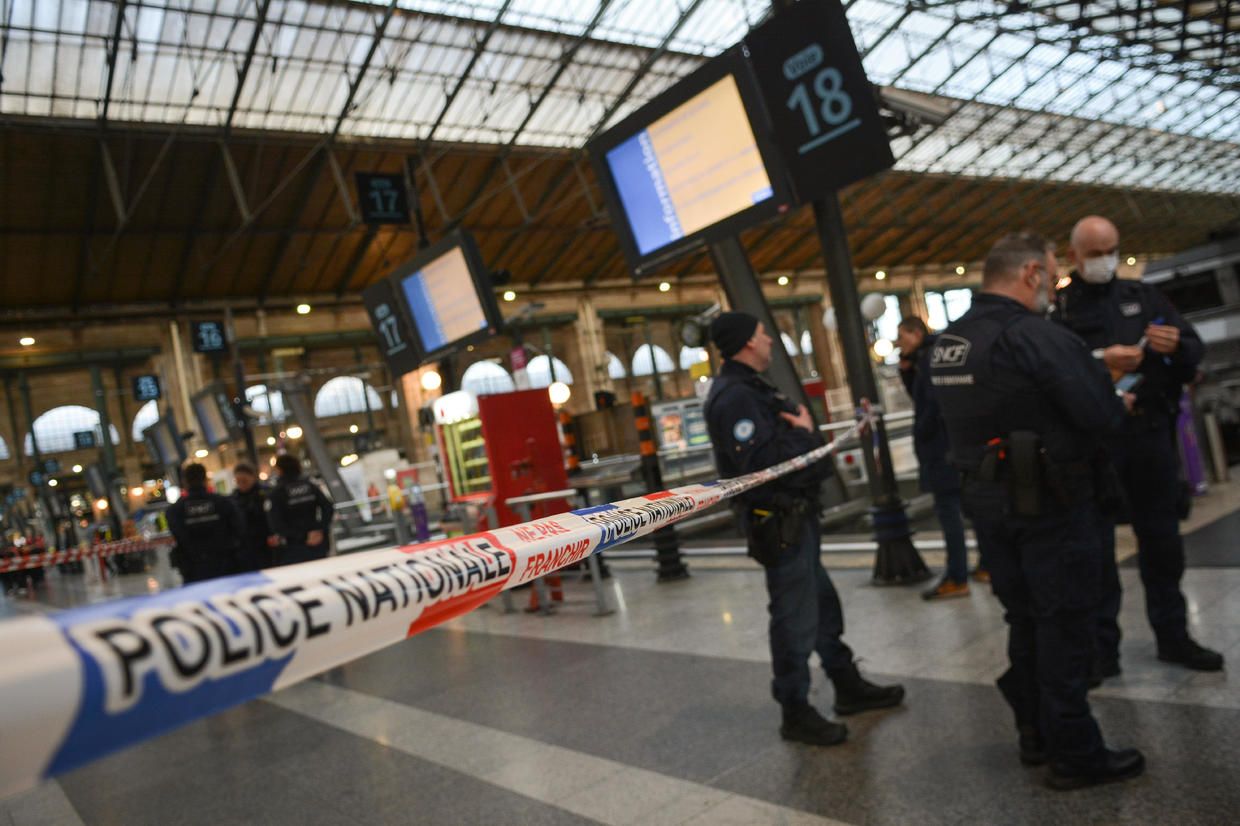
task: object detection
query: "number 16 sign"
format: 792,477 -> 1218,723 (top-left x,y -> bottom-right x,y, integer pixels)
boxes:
744,0 -> 894,202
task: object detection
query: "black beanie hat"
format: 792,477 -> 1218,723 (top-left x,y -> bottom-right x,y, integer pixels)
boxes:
709,311 -> 759,358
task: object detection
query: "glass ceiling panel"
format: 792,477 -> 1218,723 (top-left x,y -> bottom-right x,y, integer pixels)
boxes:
0,0 -> 1235,194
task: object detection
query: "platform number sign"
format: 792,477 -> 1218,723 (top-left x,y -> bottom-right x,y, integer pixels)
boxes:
191,320 -> 227,354
356,173 -> 410,224
132,374 -> 161,402
361,277 -> 422,378
744,0 -> 893,201
73,430 -> 97,450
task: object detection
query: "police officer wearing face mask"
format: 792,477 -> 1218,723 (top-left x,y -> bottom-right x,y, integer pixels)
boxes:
932,232 -> 1144,790
704,311 -> 904,748
267,454 -> 335,565
166,462 -> 245,583
1055,215 -> 1221,676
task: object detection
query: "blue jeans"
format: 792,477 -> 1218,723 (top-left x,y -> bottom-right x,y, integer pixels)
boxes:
763,516 -> 854,708
933,488 -> 969,583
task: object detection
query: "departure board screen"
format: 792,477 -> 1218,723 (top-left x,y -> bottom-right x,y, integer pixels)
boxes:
399,245 -> 490,356
605,75 -> 774,257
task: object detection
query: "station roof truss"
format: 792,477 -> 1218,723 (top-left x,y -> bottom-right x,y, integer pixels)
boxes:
1,0 -> 1238,311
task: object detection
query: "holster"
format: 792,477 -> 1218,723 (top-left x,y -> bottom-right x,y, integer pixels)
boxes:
1006,431 -> 1044,517
743,493 -> 808,567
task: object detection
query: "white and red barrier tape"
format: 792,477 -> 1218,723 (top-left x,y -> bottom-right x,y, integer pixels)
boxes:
0,536 -> 173,574
0,415 -> 868,798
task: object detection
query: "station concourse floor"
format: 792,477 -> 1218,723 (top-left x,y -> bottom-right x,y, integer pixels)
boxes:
2,487 -> 1239,825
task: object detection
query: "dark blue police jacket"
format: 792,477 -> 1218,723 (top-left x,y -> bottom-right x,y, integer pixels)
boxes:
703,359 -> 832,508
900,334 -> 960,495
1054,275 -> 1203,431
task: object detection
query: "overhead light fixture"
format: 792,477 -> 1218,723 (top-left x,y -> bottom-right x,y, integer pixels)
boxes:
96,498 -> 109,510
19,337 -> 34,347
502,290 -> 517,302
266,436 -> 276,446
777,275 -> 790,286
548,381 -> 572,406
286,425 -> 304,440
955,265 -> 966,275
71,464 -> 83,473
340,453 -> 359,467
349,424 -> 359,434
296,303 -> 312,315
421,370 -> 443,391
47,478 -> 58,487
873,338 -> 894,358
1126,256 -> 1137,266
131,486 -> 145,497
194,448 -> 209,458
875,270 -> 886,280
658,281 -> 671,292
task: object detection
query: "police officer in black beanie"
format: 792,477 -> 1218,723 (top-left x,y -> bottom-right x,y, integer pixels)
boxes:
703,311 -> 904,746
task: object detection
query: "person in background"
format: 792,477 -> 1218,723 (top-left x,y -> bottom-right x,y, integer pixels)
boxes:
1055,215 -> 1222,677
231,462 -> 273,572
704,311 -> 904,748
896,315 -> 979,600
166,463 -> 244,584
266,454 -> 335,565
932,231 -> 1142,790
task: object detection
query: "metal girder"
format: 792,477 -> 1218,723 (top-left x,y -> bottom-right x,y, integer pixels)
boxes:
99,1 -> 128,125
225,0 -> 273,135
332,225 -> 380,297
327,149 -> 361,226
220,141 -> 252,223
423,0 -> 517,144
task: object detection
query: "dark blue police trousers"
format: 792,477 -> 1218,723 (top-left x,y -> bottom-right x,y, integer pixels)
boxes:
974,503 -> 1106,764
1096,425 -> 1189,654
763,516 -> 854,708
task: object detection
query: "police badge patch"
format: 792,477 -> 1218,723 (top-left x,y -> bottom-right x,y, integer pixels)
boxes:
733,419 -> 756,441
1120,302 -> 1142,317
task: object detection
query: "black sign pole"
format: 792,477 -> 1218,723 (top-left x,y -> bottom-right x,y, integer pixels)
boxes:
707,235 -> 813,417
90,365 -> 126,535
225,307 -> 260,467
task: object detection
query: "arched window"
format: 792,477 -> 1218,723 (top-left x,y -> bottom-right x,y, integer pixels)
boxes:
800,330 -> 813,354
25,405 -> 121,456
780,332 -> 800,356
246,384 -> 287,425
132,399 -> 159,442
526,355 -> 574,388
605,352 -> 627,380
461,360 -> 516,396
678,345 -> 709,370
631,344 -> 674,377
0,435 -> 9,461
313,377 -> 383,419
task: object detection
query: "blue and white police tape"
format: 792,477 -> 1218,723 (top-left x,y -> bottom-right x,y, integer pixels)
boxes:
0,536 -> 173,574
0,416 -> 866,798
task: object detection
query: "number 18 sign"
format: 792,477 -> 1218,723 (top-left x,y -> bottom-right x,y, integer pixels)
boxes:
744,0 -> 893,202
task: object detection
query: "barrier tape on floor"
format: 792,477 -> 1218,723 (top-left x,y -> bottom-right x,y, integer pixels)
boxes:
0,414 -> 868,798
0,536 -> 174,574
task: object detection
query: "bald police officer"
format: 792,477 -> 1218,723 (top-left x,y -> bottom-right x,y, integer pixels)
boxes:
1056,215 -> 1222,676
932,232 -> 1143,790
166,462 -> 244,583
703,311 -> 903,747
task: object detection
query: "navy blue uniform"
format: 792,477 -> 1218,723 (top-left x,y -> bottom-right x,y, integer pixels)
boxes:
931,293 -> 1125,766
267,477 -> 334,565
900,334 -> 968,583
1055,276 -> 1204,655
232,483 -> 273,571
704,360 -> 851,709
167,489 -> 245,583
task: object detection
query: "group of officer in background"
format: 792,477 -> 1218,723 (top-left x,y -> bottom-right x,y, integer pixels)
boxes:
165,454 -> 335,584
705,214 -> 1221,791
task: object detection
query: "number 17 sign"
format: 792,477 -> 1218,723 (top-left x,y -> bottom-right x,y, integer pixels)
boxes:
744,0 -> 894,202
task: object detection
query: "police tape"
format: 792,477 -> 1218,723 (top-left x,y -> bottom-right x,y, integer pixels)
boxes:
0,536 -> 174,574
0,415 -> 867,798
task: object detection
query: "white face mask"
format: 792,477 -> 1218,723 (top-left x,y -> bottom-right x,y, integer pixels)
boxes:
1079,253 -> 1118,284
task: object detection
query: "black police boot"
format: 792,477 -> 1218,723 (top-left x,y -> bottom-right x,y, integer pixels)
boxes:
829,664 -> 905,716
1157,638 -> 1224,672
780,704 -> 848,747
1046,748 -> 1145,791
1088,654 -> 1122,689
1018,725 -> 1047,766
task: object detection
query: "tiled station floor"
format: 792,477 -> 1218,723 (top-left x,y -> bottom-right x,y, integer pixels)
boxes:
2,486 -> 1238,825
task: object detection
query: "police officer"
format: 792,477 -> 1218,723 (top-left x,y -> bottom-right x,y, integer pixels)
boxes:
231,462 -> 274,572
932,232 -> 1143,790
896,315 -> 975,600
704,311 -> 904,747
267,454 -> 334,565
166,463 -> 244,584
1056,215 -> 1222,675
